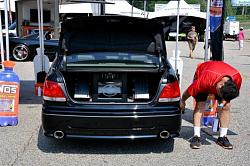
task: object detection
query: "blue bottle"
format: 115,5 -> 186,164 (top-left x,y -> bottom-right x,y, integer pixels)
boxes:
0,61 -> 20,126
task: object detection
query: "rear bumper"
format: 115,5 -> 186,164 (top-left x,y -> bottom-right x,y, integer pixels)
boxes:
42,105 -> 181,139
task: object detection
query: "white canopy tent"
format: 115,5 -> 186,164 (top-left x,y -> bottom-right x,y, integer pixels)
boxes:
60,0 -> 206,19
59,3 -> 93,13
148,0 -> 206,19
105,0 -> 145,18
2,0 -> 206,19
59,0 -> 146,17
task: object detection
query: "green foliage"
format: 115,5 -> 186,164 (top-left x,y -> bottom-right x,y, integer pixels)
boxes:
224,0 -> 236,18
236,15 -> 250,22
233,6 -> 250,15
127,0 -> 250,17
127,0 -> 207,12
127,0 -> 168,12
225,2 -> 250,24
185,0 -> 207,12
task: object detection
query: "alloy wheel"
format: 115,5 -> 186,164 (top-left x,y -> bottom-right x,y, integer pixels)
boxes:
12,44 -> 30,61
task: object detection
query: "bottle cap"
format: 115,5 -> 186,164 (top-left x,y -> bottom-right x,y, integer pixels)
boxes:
3,61 -> 15,68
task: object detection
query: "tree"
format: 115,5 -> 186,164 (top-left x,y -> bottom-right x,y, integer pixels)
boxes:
127,0 -> 207,12
224,0 -> 236,18
185,0 -> 206,12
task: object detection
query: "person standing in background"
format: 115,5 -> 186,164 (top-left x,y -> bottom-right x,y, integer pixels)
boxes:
187,26 -> 198,59
238,27 -> 245,50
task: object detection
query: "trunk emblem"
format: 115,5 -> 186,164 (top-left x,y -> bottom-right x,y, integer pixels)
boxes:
101,84 -> 120,97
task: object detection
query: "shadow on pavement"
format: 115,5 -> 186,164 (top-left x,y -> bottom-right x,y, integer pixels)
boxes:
228,48 -> 241,50
181,109 -> 216,145
19,80 -> 42,104
179,55 -> 204,60
181,108 -> 237,146
192,57 -> 205,60
180,55 -> 190,59
239,54 -> 250,57
37,127 -> 175,154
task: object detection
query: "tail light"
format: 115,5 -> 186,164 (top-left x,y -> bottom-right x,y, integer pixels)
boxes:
43,80 -> 66,102
158,81 -> 180,102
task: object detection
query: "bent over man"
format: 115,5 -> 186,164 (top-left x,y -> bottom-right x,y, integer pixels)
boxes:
180,61 -> 242,149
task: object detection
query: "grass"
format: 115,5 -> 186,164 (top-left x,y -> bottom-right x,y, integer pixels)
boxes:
236,15 -> 250,22
239,21 -> 250,30
234,15 -> 250,29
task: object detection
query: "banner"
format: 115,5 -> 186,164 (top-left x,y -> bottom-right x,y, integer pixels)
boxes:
231,0 -> 250,6
210,0 -> 223,33
210,0 -> 224,61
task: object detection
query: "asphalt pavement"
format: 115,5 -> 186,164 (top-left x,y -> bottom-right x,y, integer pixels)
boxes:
0,38 -> 249,166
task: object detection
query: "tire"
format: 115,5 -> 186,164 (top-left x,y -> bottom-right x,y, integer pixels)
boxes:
235,36 -> 238,41
12,44 -> 30,61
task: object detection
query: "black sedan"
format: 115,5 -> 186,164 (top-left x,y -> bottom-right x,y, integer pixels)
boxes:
5,32 -> 58,61
42,16 -> 181,140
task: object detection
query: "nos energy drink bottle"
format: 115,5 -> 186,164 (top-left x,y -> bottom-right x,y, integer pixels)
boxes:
0,61 -> 20,126
203,94 -> 217,127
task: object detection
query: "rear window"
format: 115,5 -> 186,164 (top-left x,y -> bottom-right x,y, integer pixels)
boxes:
61,17 -> 165,55
64,28 -> 156,55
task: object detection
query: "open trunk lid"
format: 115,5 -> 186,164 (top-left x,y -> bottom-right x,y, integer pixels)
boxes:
59,16 -> 167,70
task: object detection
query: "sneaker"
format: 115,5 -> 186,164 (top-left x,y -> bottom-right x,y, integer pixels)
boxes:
190,135 -> 201,149
216,136 -> 233,149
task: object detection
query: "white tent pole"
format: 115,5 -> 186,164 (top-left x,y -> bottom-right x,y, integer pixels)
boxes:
175,0 -> 180,72
204,0 -> 211,61
143,0 -> 146,18
131,0 -> 134,17
54,0 -> 60,39
4,0 -> 10,61
37,0 -> 42,52
37,0 -> 44,71
0,11 -> 5,64
40,0 -> 44,62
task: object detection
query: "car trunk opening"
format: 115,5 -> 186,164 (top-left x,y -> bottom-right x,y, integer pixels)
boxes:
61,71 -> 163,103
57,16 -> 168,104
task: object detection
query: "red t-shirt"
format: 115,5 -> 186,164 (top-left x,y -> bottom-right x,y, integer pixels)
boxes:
187,61 -> 242,97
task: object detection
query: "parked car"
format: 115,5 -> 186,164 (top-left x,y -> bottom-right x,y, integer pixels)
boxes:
167,31 -> 187,41
2,32 -> 58,61
42,16 -> 181,140
223,20 -> 239,40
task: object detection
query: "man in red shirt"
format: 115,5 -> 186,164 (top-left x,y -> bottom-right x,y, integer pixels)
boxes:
180,61 -> 242,149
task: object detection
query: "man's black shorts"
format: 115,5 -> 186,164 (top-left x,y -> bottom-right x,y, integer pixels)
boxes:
195,93 -> 222,102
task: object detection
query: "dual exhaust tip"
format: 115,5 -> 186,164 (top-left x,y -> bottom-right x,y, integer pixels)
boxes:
53,130 -> 170,139
159,130 -> 170,139
53,131 -> 65,139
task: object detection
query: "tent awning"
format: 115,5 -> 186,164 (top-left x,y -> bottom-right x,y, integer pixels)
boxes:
59,3 -> 93,13
149,0 -> 206,19
61,0 -> 114,4
0,0 -> 16,12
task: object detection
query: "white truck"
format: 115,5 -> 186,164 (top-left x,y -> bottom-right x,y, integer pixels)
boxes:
223,21 -> 239,40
